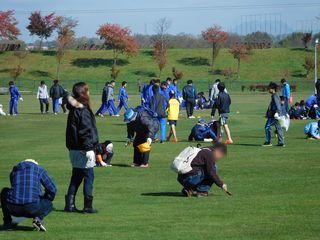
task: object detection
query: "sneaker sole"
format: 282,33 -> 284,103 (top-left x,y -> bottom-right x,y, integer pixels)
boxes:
33,222 -> 46,232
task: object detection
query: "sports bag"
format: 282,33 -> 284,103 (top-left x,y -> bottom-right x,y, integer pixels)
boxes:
171,146 -> 201,174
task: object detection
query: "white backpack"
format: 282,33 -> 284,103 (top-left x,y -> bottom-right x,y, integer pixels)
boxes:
171,146 -> 202,174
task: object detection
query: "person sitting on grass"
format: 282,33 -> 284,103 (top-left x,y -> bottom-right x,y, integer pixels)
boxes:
262,82 -> 285,147
167,91 -> 180,142
188,118 -> 218,142
177,142 -> 229,197
215,82 -> 233,144
1,159 -> 56,231
95,140 -> 114,167
124,107 -> 159,168
289,102 -> 304,120
304,121 -> 320,140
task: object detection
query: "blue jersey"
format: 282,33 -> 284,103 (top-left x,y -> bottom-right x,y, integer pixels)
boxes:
306,95 -> 317,108
282,83 -> 291,99
9,85 -> 21,99
118,87 -> 128,102
304,122 -> 320,138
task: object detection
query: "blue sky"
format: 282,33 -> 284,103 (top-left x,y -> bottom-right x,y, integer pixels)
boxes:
2,0 -> 320,42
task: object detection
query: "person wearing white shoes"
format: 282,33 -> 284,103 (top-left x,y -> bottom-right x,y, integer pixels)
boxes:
37,81 -> 50,114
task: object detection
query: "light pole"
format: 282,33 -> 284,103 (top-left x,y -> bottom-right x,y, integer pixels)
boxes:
315,38 -> 319,94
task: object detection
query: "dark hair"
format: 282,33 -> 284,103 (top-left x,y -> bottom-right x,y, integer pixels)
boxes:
294,102 -> 299,107
121,81 -> 127,86
161,81 -> 167,87
187,80 -> 193,85
169,91 -> 175,98
218,82 -> 225,92
53,79 -> 59,85
110,80 -> 115,84
215,79 -> 221,83
152,84 -> 159,94
212,142 -> 227,155
150,79 -> 155,85
268,82 -> 278,91
72,82 -> 91,110
8,81 -> 14,86
155,79 -> 161,84
173,79 -> 178,83
299,100 -> 305,105
280,96 -> 285,101
40,80 -> 45,85
166,77 -> 172,82
105,81 -> 109,86
281,78 -> 286,84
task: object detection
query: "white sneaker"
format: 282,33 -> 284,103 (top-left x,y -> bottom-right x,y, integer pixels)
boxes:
189,116 -> 195,119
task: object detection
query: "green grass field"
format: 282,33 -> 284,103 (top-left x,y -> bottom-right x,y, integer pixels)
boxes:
0,92 -> 319,240
0,48 -> 318,94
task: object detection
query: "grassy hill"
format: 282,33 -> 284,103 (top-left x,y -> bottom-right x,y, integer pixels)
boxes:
0,48 -> 318,94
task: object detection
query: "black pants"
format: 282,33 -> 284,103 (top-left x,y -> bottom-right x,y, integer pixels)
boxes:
39,98 -> 49,113
67,168 -> 94,198
1,188 -> 53,225
211,100 -> 217,117
186,101 -> 195,117
133,147 -> 150,165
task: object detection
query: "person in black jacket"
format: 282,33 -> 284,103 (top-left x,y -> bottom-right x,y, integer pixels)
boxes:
124,107 -> 160,168
182,80 -> 197,118
177,142 -> 229,197
95,82 -> 109,117
49,80 -> 64,115
65,82 -> 99,214
150,84 -> 168,143
215,82 -> 233,144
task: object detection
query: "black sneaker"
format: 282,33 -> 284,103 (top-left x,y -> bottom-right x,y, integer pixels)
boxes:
181,188 -> 193,197
276,143 -> 285,147
262,142 -> 272,147
32,218 -> 46,232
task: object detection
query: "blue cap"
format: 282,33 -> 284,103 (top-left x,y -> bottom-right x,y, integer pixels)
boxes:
124,108 -> 137,123
198,118 -> 206,125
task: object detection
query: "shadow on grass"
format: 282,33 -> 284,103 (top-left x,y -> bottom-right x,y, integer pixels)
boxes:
290,47 -> 312,52
112,163 -> 132,168
140,50 -> 153,56
141,192 -> 184,197
29,70 -> 54,79
0,68 -> 11,73
177,57 -> 210,66
0,225 -> 35,231
71,58 -> 129,68
233,143 -> 261,147
291,70 -> 306,78
133,70 -> 156,78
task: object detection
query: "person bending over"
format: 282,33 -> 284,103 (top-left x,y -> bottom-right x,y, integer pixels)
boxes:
304,121 -> 320,139
95,140 -> 114,167
124,107 -> 159,168
177,142 -> 229,197
1,159 -> 56,231
188,119 -> 218,142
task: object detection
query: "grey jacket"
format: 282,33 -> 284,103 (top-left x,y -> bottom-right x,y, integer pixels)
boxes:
107,86 -> 114,101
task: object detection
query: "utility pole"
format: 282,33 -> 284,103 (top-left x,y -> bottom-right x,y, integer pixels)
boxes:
315,38 -> 319,94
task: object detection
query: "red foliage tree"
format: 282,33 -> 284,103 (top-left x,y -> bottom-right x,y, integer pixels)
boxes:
230,44 -> 250,78
0,10 -> 20,40
26,12 -> 57,50
153,41 -> 167,77
97,23 -> 138,78
202,25 -> 228,73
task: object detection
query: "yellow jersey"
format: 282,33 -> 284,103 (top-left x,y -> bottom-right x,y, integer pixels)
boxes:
167,98 -> 180,120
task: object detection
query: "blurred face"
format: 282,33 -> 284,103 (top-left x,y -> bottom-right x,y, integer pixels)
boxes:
213,149 -> 226,161
111,82 -> 115,87
268,88 -> 275,94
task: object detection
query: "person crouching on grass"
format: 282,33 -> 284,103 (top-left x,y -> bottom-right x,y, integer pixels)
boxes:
167,91 -> 180,142
95,140 -> 114,167
1,159 -> 56,231
177,142 -> 229,197
304,121 -> 320,140
64,82 -> 99,214
124,107 -> 159,168
262,82 -> 285,147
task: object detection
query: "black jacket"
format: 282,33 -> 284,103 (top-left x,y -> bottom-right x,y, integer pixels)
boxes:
66,105 -> 99,151
127,109 -> 160,146
182,85 -> 197,102
101,86 -> 108,103
150,92 -> 168,118
215,91 -> 231,114
50,84 -> 64,99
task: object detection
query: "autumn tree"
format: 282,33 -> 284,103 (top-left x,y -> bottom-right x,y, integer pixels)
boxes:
301,32 -> 312,50
230,44 -> 250,78
26,12 -> 57,50
202,25 -> 228,73
10,51 -> 28,83
97,23 -> 138,79
0,10 -> 20,40
152,18 -> 171,77
55,16 -> 77,80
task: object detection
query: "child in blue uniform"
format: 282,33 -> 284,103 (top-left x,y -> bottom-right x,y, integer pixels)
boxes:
117,81 -> 129,112
8,81 -> 23,116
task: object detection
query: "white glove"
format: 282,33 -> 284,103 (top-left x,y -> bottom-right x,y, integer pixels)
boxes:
147,138 -> 152,145
314,104 -> 318,109
19,97 -> 24,102
100,161 -> 107,167
274,112 -> 279,119
222,183 -> 228,192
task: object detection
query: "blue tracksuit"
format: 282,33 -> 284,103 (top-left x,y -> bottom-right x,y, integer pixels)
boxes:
282,83 -> 291,112
9,85 -> 21,115
304,122 -> 320,138
141,84 -> 154,107
117,87 -> 129,112
169,84 -> 182,98
188,124 -> 217,141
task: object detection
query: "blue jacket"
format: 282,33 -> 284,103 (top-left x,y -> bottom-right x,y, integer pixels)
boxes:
9,85 -> 21,100
266,92 -> 282,118
159,87 -> 170,100
306,95 -> 317,108
141,84 -> 154,104
304,122 -> 320,138
282,83 -> 291,99
168,84 -> 182,98
188,124 -> 217,141
7,160 -> 57,205
150,91 -> 168,118
118,87 -> 128,102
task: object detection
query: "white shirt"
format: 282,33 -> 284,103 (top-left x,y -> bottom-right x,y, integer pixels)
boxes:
37,85 -> 49,99
210,83 -> 228,100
